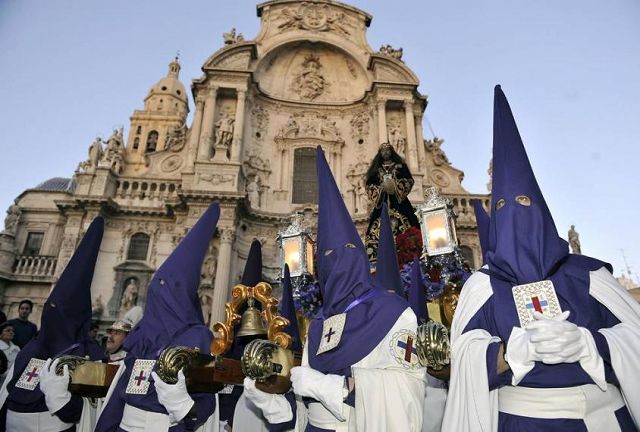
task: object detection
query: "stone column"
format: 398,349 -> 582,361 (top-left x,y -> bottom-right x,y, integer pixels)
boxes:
230,90 -> 246,162
404,100 -> 419,173
210,228 -> 235,326
186,95 -> 205,168
377,100 -> 387,144
197,86 -> 218,161
415,112 -> 426,172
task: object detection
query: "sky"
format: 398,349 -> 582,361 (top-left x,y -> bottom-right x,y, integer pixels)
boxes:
1,0 -> 639,281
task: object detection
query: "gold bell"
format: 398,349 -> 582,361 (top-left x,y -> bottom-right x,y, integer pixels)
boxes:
236,298 -> 267,338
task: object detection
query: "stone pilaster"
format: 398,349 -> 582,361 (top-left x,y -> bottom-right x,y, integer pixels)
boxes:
377,100 -> 387,144
210,228 -> 235,326
404,100 -> 419,173
415,110 -> 426,172
186,95 -> 206,169
230,90 -> 246,162
198,86 -> 218,161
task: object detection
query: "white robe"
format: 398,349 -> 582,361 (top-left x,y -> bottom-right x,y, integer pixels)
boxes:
294,307 -> 426,432
442,267 -> 640,431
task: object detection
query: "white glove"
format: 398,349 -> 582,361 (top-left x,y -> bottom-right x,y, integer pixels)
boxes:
290,366 -> 345,420
39,358 -> 71,414
243,377 -> 293,424
504,326 -> 541,385
528,311 -> 582,363
151,369 -> 194,425
529,311 -> 606,389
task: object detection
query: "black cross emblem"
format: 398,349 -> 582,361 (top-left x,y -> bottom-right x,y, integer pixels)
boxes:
324,327 -> 336,343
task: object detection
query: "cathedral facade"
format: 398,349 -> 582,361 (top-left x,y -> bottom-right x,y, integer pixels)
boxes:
0,0 -> 488,328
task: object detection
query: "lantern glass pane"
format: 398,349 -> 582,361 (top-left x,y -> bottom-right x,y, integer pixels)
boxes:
305,238 -> 315,275
424,210 -> 452,254
283,237 -> 302,275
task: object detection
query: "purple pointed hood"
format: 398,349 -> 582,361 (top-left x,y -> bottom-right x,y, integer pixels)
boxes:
315,146 -> 373,317
486,86 -> 568,284
408,257 -> 428,322
8,217 -> 105,405
124,202 -> 220,358
280,264 -> 302,352
375,202 -> 404,296
408,257 -> 429,324
472,199 -> 490,263
307,146 -> 408,372
242,240 -> 263,286
37,217 -> 104,356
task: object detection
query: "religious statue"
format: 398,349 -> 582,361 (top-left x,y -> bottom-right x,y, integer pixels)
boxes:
246,177 -> 260,209
119,279 -> 139,317
88,137 -> 103,168
364,143 -> 420,262
568,224 -> 581,254
92,294 -> 104,318
2,203 -> 21,236
387,123 -> 406,156
214,114 -> 235,149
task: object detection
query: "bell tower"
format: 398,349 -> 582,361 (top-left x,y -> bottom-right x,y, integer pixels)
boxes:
125,57 -> 189,165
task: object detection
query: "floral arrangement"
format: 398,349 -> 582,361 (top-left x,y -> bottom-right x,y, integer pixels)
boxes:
400,257 -> 472,301
293,280 -> 322,318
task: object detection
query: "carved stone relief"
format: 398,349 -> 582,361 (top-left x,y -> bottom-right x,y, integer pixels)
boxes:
250,105 -> 270,143
276,112 -> 342,142
291,54 -> 327,101
276,3 -> 353,36
350,111 -> 370,140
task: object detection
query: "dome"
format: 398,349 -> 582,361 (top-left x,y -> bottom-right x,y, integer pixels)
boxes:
146,58 -> 188,105
32,177 -> 76,192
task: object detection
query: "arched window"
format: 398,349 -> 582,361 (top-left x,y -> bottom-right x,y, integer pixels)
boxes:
133,137 -> 140,150
292,148 -> 318,204
127,233 -> 150,261
459,245 -> 475,269
136,125 -> 142,135
146,130 -> 158,153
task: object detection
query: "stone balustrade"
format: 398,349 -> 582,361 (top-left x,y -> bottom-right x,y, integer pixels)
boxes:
14,255 -> 57,277
114,179 -> 181,206
446,194 -> 491,227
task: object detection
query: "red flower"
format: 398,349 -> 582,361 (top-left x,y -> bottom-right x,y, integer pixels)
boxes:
395,226 -> 423,267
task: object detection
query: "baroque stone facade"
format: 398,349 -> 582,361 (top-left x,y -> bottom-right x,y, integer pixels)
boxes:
0,0 -> 486,328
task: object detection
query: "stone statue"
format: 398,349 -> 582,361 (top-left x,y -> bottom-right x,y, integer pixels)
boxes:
88,137 -> 103,168
246,177 -> 260,209
199,293 -> 213,326
223,27 -> 244,45
3,203 -> 21,235
214,114 -> 235,149
568,225 -> 582,255
119,279 -> 139,317
426,137 -> 450,166
387,123 -> 406,156
378,44 -> 404,61
92,294 -> 104,318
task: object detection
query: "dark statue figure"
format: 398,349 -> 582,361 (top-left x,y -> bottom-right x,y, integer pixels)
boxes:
364,143 -> 420,262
